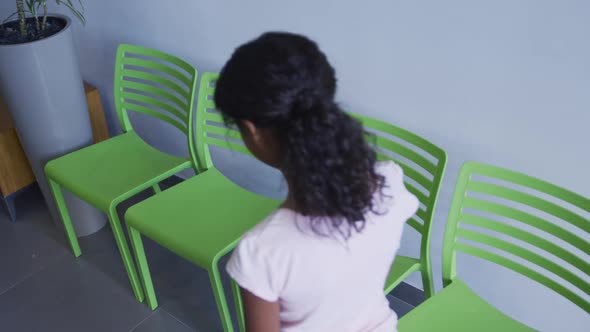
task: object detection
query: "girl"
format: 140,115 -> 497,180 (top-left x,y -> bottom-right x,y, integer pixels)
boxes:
215,32 -> 419,332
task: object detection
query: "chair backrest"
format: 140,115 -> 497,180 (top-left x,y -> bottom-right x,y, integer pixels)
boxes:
195,72 -> 253,171
443,161 -> 590,313
114,44 -> 199,167
351,113 -> 447,290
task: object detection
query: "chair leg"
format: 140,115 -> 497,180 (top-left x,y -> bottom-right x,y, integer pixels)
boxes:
209,260 -> 235,332
422,268 -> 435,299
48,179 -> 81,257
231,280 -> 246,332
128,225 -> 158,310
107,208 -> 145,303
152,183 -> 162,194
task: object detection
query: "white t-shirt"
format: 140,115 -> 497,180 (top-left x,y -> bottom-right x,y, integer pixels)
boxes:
226,161 -> 419,332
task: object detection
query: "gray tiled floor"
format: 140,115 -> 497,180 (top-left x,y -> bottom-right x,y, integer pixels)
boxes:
131,311 -> 194,332
0,186 -> 415,332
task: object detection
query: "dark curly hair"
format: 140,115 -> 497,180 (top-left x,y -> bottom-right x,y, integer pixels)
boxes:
214,32 -> 385,237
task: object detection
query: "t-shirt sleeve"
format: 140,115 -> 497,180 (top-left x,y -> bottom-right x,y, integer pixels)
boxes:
226,234 -> 282,302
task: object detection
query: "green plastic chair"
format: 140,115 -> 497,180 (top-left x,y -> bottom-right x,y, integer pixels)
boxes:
398,161 -> 590,331
44,44 -> 199,303
124,72 -> 281,332
350,113 -> 447,298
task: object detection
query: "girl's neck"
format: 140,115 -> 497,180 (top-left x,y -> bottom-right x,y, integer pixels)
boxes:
280,173 -> 298,212
281,190 -> 297,211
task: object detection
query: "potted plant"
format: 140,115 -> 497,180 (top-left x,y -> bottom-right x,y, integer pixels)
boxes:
0,1 -> 106,235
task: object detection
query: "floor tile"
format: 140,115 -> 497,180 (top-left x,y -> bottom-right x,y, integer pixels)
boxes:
0,212 -> 14,293
390,281 -> 424,307
0,188 -> 69,286
75,225 -> 135,289
0,254 -> 151,332
63,188 -> 156,295
141,242 -> 232,332
0,277 -> 11,296
131,310 -> 196,332
387,294 -> 415,318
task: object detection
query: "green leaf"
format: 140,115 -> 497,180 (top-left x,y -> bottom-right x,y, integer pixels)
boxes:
35,1 -> 45,12
2,11 -> 19,25
54,0 -> 85,25
25,0 -> 35,12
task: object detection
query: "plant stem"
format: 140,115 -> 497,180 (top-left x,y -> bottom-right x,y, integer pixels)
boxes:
16,0 -> 27,38
41,3 -> 47,32
35,16 -> 40,35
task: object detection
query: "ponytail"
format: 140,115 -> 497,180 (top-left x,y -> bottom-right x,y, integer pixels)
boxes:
278,98 -> 384,236
215,32 -> 385,237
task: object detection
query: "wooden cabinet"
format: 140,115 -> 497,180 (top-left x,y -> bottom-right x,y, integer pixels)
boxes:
0,82 -> 110,222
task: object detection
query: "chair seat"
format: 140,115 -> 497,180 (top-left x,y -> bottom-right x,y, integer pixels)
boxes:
45,131 -> 189,212
398,278 -> 535,332
385,255 -> 421,293
125,167 -> 281,267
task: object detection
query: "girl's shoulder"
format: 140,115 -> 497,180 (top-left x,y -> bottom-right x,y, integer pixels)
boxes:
238,208 -> 302,247
375,160 -> 405,189
374,160 -> 420,218
375,160 -> 403,177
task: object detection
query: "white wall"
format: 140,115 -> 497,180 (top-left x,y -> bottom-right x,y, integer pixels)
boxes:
3,1 -> 588,330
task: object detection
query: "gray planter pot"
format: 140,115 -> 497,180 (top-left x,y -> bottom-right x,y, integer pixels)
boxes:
0,14 -> 106,236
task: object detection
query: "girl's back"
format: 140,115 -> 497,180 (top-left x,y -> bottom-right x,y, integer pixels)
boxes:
228,161 -> 418,331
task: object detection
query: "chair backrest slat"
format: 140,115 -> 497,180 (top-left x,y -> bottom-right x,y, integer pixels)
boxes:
121,57 -> 193,88
121,102 -> 187,133
467,181 -> 588,232
120,80 -> 189,112
457,227 -> 589,292
461,213 -> 589,274
205,125 -> 242,141
454,242 -> 588,312
204,111 -> 224,123
203,136 -> 253,158
405,184 -> 429,210
114,44 -> 197,133
195,72 -> 252,171
462,197 -> 588,255
121,68 -> 189,98
375,152 -> 429,204
114,44 -> 199,169
351,113 -> 447,235
443,161 -> 590,313
358,115 -> 444,158
407,217 -> 424,234
120,88 -> 188,123
373,135 -> 438,175
476,164 -> 590,214
387,155 -> 433,194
